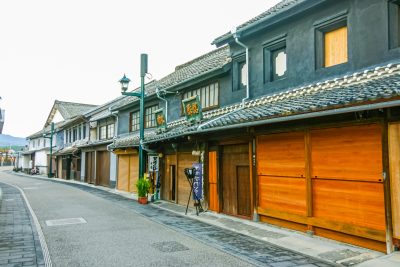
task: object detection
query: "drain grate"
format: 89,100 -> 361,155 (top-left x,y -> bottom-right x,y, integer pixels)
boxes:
152,241 -> 189,253
45,217 -> 87,227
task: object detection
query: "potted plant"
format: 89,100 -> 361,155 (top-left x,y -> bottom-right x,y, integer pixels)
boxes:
136,178 -> 150,204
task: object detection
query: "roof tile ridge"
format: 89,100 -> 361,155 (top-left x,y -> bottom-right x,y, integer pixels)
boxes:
246,62 -> 400,109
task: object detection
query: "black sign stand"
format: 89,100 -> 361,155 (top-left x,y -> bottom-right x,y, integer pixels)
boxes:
184,168 -> 203,216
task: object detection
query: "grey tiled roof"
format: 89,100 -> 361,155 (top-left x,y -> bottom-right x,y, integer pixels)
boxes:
111,46 -> 230,111
77,139 -> 113,148
156,46 -> 230,89
55,100 -> 97,120
89,109 -> 112,122
144,62 -> 400,143
44,100 -> 97,128
108,129 -> 157,149
213,0 -> 303,45
27,120 -> 69,139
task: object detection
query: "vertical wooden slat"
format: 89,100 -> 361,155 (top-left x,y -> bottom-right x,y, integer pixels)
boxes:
249,140 -> 254,219
383,120 -> 393,254
129,154 -> 139,193
388,123 -> 400,239
208,151 -> 219,212
305,130 -> 313,217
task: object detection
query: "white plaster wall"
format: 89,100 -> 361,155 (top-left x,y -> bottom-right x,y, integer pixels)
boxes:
35,150 -> 48,175
110,152 -> 117,182
81,152 -> 86,182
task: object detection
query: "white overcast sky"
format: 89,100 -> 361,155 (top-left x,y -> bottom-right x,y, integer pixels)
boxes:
0,0 -> 280,137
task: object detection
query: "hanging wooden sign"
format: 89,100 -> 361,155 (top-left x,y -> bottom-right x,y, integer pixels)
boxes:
154,109 -> 166,129
182,95 -> 202,123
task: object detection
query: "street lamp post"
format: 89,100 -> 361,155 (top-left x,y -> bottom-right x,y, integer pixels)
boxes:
119,54 -> 148,179
43,122 -> 54,178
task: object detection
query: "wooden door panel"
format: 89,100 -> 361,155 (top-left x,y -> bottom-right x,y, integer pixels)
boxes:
177,153 -> 198,206
222,144 -> 249,216
311,124 -> 382,181
97,151 -> 110,187
257,132 -> 305,177
237,165 -> 251,217
259,176 -> 306,215
163,154 -> 176,201
313,179 -> 385,231
129,154 -> 139,193
117,155 -> 129,191
208,151 -> 219,212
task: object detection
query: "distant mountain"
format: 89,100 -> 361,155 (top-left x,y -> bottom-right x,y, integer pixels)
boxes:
0,134 -> 27,146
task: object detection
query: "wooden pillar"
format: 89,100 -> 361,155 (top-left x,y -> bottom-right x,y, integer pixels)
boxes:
217,145 -> 223,213
387,121 -> 400,253
305,130 -> 314,234
203,141 -> 209,209
175,144 -> 178,204
251,136 -> 258,221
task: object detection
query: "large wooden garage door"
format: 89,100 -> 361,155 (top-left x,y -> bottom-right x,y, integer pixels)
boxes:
177,153 -> 199,206
97,151 -> 110,187
117,154 -> 138,193
257,132 -> 306,216
311,124 -> 385,250
257,124 -> 386,251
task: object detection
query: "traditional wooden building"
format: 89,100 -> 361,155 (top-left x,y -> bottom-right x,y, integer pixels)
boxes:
131,0 -> 400,253
42,100 -> 97,179
78,97 -> 122,188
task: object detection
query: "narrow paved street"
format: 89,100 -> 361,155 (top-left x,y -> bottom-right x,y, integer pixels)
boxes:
0,171 -> 335,267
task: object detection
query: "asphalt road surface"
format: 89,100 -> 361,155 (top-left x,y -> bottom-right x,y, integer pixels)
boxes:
0,172 -> 256,267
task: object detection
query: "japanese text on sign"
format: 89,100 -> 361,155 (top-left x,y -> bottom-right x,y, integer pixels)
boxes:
192,163 -> 203,200
148,156 -> 159,172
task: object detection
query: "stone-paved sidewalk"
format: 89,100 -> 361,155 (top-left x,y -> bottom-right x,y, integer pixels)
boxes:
0,182 -> 45,267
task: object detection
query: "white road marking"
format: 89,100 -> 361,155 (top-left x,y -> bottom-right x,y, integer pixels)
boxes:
45,217 -> 87,227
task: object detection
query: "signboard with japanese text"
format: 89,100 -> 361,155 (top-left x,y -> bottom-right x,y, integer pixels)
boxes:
148,155 -> 159,172
192,163 -> 203,200
154,109 -> 166,129
182,95 -> 202,123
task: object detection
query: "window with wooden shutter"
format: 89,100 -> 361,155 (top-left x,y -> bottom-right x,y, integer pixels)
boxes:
182,82 -> 219,110
130,111 -> 140,132
145,105 -> 159,128
324,26 -> 348,67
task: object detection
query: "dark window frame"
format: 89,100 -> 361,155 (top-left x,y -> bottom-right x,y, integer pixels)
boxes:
181,81 -> 220,114
129,111 -> 140,132
389,0 -> 400,49
145,105 -> 159,128
314,12 -> 348,69
263,36 -> 287,83
232,54 -> 246,92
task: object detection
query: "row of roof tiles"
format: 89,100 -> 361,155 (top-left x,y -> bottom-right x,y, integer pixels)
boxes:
109,62 -> 400,149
